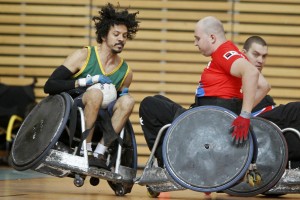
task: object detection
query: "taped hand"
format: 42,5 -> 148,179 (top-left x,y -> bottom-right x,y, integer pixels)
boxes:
78,75 -> 112,87
119,87 -> 129,96
93,75 -> 112,84
230,112 -> 250,144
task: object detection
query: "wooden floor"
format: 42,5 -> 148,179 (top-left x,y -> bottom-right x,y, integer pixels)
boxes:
1,166 -> 300,200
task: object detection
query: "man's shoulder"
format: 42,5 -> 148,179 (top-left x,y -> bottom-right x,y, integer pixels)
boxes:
215,41 -> 243,59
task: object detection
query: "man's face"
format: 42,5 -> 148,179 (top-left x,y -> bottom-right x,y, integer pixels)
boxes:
194,23 -> 212,57
104,24 -> 128,54
244,43 -> 268,72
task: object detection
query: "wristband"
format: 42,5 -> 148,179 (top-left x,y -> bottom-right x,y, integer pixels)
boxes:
85,76 -> 93,85
78,78 -> 87,87
78,76 -> 93,87
92,75 -> 100,84
240,110 -> 251,119
120,87 -> 129,96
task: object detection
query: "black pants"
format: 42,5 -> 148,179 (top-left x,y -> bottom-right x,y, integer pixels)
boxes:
139,95 -> 186,165
258,102 -> 300,160
139,95 -> 242,164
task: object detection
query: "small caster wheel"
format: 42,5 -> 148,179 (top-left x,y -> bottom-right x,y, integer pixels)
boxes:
255,173 -> 262,185
146,185 -> 160,198
74,175 -> 85,187
115,185 -> 125,196
247,173 -> 255,187
90,177 -> 100,186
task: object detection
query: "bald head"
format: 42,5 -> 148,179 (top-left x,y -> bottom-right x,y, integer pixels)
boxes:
194,16 -> 227,56
197,16 -> 225,38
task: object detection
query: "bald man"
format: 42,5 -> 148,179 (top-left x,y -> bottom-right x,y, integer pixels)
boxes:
139,16 -> 270,167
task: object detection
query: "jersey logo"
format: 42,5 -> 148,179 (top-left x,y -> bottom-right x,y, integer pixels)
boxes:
223,51 -> 239,60
206,61 -> 211,69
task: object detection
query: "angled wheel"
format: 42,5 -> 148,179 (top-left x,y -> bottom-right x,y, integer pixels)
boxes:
10,93 -> 71,171
107,120 -> 138,195
225,117 -> 288,197
163,106 -> 254,193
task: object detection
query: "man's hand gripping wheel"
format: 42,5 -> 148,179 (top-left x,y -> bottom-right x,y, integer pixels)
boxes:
230,111 -> 251,145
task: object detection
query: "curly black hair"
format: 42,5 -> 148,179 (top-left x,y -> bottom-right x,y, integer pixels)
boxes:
93,3 -> 140,44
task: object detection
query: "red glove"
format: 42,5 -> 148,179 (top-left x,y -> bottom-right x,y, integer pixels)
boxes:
231,114 -> 250,144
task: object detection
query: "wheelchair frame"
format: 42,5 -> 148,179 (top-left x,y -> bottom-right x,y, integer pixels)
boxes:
136,106 -> 292,198
135,106 -> 255,197
264,128 -> 300,196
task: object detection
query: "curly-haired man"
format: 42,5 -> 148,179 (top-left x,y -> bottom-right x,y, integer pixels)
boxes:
44,3 -> 139,169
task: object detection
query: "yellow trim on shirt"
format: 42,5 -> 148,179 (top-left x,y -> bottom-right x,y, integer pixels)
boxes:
95,46 -> 124,76
73,46 -> 91,78
118,65 -> 130,90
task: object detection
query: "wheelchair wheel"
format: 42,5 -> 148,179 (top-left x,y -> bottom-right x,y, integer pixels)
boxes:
10,93 -> 71,171
163,106 -> 254,193
107,120 -> 138,195
146,185 -> 160,198
225,117 -> 288,197
90,177 -> 100,186
74,174 -> 85,187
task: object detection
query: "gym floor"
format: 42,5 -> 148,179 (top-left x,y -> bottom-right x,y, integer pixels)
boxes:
1,166 -> 300,200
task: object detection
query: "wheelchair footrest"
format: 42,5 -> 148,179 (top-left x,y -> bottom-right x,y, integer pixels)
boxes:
117,165 -> 136,183
88,167 -> 122,182
34,149 -> 127,182
135,166 -> 185,192
266,169 -> 300,194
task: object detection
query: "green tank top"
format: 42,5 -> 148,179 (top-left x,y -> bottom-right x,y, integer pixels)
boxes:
73,46 -> 130,91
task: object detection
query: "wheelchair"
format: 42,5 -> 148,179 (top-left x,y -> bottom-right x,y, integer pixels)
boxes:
9,92 -> 138,196
135,106 -> 288,197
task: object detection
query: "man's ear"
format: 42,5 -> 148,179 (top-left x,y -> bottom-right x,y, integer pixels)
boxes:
241,49 -> 246,54
210,34 -> 217,44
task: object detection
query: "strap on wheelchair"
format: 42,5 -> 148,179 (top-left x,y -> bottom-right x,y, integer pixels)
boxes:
68,100 -> 123,154
75,126 -> 93,156
68,100 -> 78,148
100,110 -> 123,147
68,99 -> 93,153
67,100 -> 94,155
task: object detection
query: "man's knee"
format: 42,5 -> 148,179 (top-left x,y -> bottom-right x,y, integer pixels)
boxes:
83,89 -> 103,109
118,94 -> 135,112
140,96 -> 155,111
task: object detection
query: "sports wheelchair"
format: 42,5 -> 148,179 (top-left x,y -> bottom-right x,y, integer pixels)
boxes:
9,92 -> 137,196
135,106 -> 289,197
